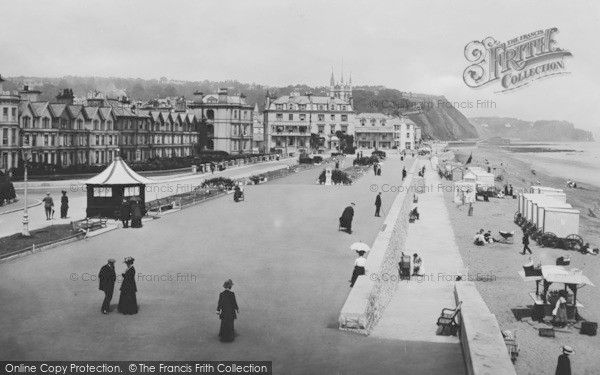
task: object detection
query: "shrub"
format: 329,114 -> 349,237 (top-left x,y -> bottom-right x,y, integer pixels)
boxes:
343,146 -> 356,155
372,150 -> 387,159
353,156 -> 379,166
331,152 -> 343,157
0,173 -> 16,203
318,169 -> 352,185
313,156 -> 323,164
201,177 -> 235,189
299,157 -> 313,164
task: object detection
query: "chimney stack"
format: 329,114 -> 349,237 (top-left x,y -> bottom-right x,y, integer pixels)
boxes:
218,88 -> 228,104
56,88 -> 74,105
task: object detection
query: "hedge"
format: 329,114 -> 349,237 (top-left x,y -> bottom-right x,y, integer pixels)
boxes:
318,169 -> 352,185
353,156 -> 379,166
201,177 -> 235,189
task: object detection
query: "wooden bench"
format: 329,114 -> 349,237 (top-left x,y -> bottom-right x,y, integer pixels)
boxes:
437,301 -> 462,335
147,199 -> 173,213
503,330 -> 520,362
73,217 -> 108,237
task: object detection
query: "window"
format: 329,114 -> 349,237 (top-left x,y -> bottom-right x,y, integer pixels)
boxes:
341,115 -> 347,121
93,187 -> 113,197
2,108 -> 7,121
11,108 -> 16,119
288,114 -> 293,121
44,134 -> 49,146
341,126 -> 347,134
381,120 -> 386,126
276,113 -> 283,120
207,110 -> 214,120
23,116 -> 30,128
299,114 -> 306,121
2,129 -> 7,145
24,134 -> 30,146
318,114 -> 324,121
318,126 -> 324,134
371,119 -> 376,126
276,104 -> 283,110
407,132 -> 410,137
124,186 -> 140,197
330,114 -> 335,121
32,135 -> 37,146
342,106 -> 347,111
11,129 -> 16,144
51,135 -> 56,146
96,135 -> 100,145
361,119 -> 366,126
319,105 -> 324,110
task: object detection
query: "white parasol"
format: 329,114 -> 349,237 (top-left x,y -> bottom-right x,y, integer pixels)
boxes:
350,242 -> 371,252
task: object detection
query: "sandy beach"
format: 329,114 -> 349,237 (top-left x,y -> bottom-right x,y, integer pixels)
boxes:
439,146 -> 600,375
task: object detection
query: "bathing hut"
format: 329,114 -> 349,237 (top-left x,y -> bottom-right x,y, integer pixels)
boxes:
84,157 -> 155,218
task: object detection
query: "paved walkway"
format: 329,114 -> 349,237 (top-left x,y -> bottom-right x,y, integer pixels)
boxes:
0,158 -> 302,238
0,153 -> 464,374
371,159 -> 465,345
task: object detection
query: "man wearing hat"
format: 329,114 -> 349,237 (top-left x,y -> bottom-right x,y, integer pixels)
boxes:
98,259 -> 117,314
42,192 -> 54,220
555,345 -> 573,375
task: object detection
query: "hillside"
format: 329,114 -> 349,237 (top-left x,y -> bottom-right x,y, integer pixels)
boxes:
470,117 -> 594,141
5,75 -> 478,140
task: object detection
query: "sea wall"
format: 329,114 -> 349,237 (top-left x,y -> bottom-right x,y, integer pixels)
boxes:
338,158 -> 422,334
455,282 -> 516,375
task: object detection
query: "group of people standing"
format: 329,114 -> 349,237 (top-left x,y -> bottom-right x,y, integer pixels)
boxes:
41,191 -> 69,220
98,257 -> 138,315
120,198 -> 144,228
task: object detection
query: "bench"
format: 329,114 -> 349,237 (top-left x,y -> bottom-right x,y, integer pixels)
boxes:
503,330 -> 520,362
147,199 -> 173,214
437,301 -> 462,335
73,217 -> 108,237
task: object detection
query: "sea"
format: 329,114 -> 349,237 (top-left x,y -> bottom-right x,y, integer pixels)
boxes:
506,141 -> 600,189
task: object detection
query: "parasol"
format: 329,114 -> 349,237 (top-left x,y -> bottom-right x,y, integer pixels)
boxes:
350,242 -> 370,252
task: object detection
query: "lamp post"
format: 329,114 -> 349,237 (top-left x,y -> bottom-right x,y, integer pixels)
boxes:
22,154 -> 30,237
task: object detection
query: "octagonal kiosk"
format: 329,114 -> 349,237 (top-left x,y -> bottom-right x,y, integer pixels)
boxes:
84,157 -> 155,218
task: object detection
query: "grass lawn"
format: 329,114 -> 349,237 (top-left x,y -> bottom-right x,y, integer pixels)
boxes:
0,224 -> 77,258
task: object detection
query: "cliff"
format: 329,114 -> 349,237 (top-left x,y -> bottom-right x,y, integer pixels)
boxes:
470,117 -> 594,142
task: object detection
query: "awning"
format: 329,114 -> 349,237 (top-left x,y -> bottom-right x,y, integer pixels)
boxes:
85,157 -> 155,185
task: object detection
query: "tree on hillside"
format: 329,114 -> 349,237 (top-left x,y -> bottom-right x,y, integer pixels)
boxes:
310,133 -> 321,153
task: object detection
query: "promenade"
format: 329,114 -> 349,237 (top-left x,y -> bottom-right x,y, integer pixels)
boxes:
371,160 -> 465,344
0,158 -> 298,238
0,153 -> 465,374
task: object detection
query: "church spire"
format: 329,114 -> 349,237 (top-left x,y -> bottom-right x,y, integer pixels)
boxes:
330,68 -> 335,86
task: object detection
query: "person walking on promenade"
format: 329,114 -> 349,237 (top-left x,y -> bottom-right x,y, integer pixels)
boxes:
555,345 -> 573,375
339,203 -> 355,234
42,192 -> 54,220
118,257 -> 138,315
98,258 -> 116,314
402,167 -> 407,181
120,198 -> 131,228
210,162 -> 215,174
374,192 -> 382,217
350,251 -> 367,287
60,190 -> 69,219
521,231 -> 532,254
130,200 -> 143,228
217,279 -> 239,342
377,164 -> 382,176
509,184 -> 514,197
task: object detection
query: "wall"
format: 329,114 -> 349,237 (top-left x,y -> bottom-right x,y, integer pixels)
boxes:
338,158 -> 422,333
454,282 -> 516,375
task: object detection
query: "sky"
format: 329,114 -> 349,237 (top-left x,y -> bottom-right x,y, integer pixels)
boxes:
1,0 -> 600,135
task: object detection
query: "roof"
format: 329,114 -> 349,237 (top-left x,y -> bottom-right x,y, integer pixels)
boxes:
85,157 -> 155,185
541,266 -> 594,286
356,113 -> 390,120
49,104 -> 67,118
30,102 -> 49,117
202,94 -> 249,106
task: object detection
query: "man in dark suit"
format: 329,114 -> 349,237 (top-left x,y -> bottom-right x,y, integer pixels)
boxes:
374,193 -> 382,217
120,198 -> 131,228
98,259 -> 117,314
402,167 -> 407,181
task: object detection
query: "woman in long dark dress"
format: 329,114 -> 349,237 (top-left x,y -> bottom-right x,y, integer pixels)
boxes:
130,200 -> 143,228
118,257 -> 138,314
60,190 -> 69,218
217,279 -> 239,342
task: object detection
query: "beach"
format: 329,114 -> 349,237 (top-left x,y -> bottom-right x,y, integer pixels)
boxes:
439,145 -> 600,375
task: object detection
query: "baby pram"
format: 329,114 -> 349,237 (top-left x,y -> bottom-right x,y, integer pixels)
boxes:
398,253 -> 411,280
498,230 -> 515,244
